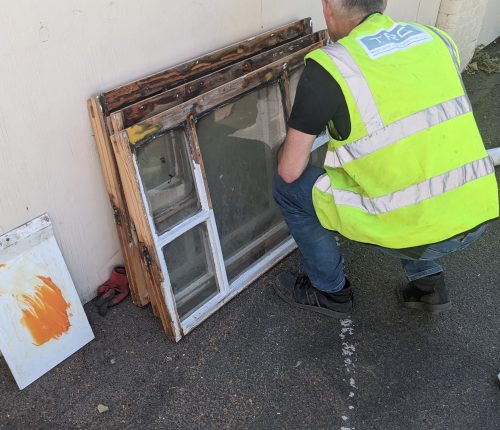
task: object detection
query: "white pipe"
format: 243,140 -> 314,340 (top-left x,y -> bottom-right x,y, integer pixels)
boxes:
488,147 -> 500,166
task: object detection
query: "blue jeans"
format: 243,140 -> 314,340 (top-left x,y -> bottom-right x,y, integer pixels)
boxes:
272,166 -> 486,292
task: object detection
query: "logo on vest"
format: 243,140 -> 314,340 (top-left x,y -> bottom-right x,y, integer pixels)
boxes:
357,24 -> 433,59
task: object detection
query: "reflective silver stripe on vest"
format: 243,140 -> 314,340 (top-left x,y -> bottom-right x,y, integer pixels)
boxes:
324,95 -> 471,168
322,44 -> 384,134
316,173 -> 332,193
424,26 -> 460,71
315,157 -> 494,215
424,25 -> 472,106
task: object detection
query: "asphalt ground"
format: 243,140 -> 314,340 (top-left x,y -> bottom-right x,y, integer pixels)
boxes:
1,39 -> 499,430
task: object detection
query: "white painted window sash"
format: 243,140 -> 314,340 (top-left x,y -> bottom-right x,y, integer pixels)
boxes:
124,67 -> 331,340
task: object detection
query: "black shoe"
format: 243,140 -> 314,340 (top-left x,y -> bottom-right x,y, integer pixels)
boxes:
273,272 -> 353,318
398,272 -> 451,314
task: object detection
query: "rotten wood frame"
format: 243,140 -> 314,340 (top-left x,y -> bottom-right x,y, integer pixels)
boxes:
88,19 -> 317,314
88,99 -> 152,309
112,42 -> 326,340
88,19 -> 328,341
102,18 -> 313,114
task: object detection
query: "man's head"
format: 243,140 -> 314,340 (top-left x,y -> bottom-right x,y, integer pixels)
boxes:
322,0 -> 387,41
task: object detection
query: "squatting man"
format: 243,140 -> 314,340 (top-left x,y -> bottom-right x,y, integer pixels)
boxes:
273,0 -> 498,316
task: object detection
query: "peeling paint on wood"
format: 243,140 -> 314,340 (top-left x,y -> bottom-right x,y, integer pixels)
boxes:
124,43 -> 321,145
117,32 -> 326,129
87,98 -> 150,307
88,19 -> 325,341
113,132 -> 181,340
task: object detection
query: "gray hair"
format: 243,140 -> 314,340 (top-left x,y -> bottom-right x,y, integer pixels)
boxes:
330,0 -> 385,18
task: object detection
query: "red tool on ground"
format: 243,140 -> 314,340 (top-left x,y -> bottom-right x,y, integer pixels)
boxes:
95,266 -> 129,316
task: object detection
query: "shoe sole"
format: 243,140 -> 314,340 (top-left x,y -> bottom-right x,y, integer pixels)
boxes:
397,286 -> 452,314
272,282 -> 351,318
402,301 -> 452,314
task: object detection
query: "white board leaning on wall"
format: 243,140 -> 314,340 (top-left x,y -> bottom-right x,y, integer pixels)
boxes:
0,214 -> 94,390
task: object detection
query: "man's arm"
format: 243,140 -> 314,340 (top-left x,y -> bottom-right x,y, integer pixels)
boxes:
276,59 -> 350,183
277,128 -> 316,183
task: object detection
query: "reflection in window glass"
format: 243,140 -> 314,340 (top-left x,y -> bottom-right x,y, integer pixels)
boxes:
310,143 -> 328,168
289,66 -> 328,168
163,223 -> 219,319
136,128 -> 200,235
197,83 -> 290,281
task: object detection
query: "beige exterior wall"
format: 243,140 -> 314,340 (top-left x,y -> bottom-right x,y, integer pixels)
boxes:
0,0 -> 449,303
387,0 -> 442,24
436,0 -> 493,68
479,0 -> 500,46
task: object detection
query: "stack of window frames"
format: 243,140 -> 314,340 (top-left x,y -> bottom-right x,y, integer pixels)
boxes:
88,19 -> 328,341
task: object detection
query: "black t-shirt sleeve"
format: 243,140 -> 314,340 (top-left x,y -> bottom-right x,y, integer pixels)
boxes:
288,59 -> 349,138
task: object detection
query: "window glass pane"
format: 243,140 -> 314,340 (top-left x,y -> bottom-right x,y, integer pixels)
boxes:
289,65 -> 329,146
136,128 -> 200,235
310,143 -> 328,168
289,66 -> 329,168
163,224 -> 219,319
197,83 -> 290,282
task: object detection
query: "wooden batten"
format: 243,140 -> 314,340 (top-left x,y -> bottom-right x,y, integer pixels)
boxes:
102,18 -> 313,114
114,31 -> 326,129
185,115 -> 213,210
280,69 -> 292,119
123,42 -> 322,145
112,132 -> 182,341
87,97 -> 150,307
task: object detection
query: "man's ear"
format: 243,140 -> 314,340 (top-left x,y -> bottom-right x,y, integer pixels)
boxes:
383,0 -> 388,11
322,0 -> 330,16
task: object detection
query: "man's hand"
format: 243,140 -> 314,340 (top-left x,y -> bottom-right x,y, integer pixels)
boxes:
277,127 -> 317,183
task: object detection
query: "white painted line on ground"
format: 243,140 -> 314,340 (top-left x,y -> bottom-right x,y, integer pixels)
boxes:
339,318 -> 357,430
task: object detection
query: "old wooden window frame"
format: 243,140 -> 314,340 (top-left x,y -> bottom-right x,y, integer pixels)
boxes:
88,19 -> 316,316
89,19 -> 328,341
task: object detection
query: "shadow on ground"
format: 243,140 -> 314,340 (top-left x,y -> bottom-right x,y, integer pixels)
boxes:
1,40 -> 499,430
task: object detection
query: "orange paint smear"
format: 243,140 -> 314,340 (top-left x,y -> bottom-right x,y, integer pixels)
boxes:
19,276 -> 71,346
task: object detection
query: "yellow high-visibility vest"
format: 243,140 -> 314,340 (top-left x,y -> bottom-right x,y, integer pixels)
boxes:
309,13 -> 498,248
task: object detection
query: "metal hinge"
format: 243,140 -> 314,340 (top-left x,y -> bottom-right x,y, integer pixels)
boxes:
112,205 -> 122,226
142,245 -> 152,269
